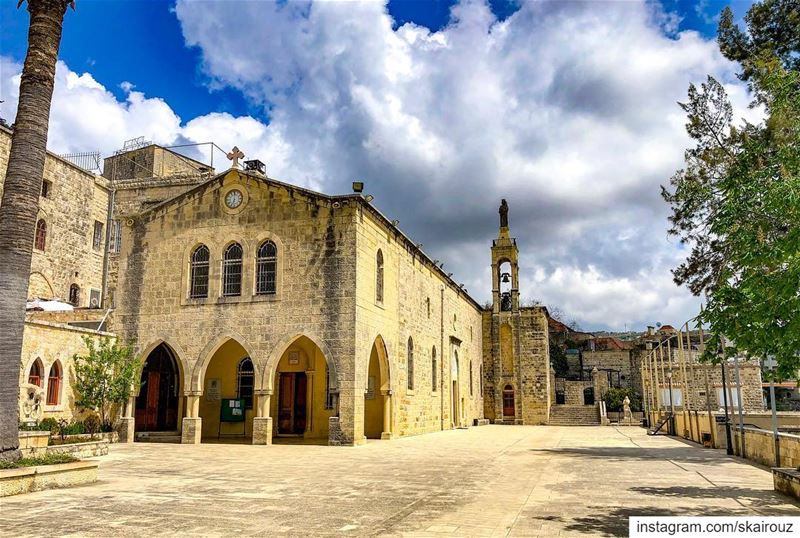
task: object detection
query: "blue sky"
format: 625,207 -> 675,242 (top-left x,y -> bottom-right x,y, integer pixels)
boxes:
0,1 -> 759,331
0,0 -> 748,125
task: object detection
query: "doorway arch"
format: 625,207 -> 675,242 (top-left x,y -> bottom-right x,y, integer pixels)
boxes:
364,335 -> 391,439
136,343 -> 181,432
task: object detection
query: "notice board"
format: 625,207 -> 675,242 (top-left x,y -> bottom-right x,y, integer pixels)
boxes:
220,398 -> 246,423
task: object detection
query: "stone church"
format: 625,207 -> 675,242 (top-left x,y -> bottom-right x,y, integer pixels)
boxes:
1,127 -> 552,446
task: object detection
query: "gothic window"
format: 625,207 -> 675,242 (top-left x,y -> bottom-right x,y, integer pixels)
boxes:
41,179 -> 51,198
376,249 -> 384,303
28,358 -> 43,387
222,243 -> 243,297
237,357 -> 254,409
34,219 -> 46,251
46,361 -> 62,406
189,245 -> 210,299
407,337 -> 414,390
68,284 -> 80,306
92,220 -> 104,251
255,240 -> 277,295
432,346 -> 437,392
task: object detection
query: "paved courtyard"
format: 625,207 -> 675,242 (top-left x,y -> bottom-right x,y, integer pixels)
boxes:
2,425 -> 797,537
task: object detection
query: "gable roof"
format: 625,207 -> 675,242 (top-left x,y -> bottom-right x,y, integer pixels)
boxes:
131,167 -> 486,312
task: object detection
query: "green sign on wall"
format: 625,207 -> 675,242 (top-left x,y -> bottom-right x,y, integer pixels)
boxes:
220,398 -> 246,422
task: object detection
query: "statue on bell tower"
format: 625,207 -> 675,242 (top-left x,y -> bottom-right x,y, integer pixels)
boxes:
490,198 -> 519,314
499,199 -> 509,229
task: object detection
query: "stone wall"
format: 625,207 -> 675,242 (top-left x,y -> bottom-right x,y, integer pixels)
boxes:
0,127 -> 109,306
582,350 -> 639,390
483,307 -> 550,423
19,318 -> 116,424
354,206 -> 484,440
102,145 -> 208,182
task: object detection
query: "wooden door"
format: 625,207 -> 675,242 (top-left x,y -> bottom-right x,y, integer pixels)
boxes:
278,373 -> 295,434
502,387 -> 515,417
144,371 -> 160,430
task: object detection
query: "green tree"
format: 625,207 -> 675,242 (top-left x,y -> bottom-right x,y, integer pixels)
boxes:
0,0 -> 74,462
549,340 -> 570,377
663,0 -> 800,379
72,337 -> 142,429
603,387 -> 641,413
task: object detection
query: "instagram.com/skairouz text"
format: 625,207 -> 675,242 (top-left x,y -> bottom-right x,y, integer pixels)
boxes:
629,516 -> 800,537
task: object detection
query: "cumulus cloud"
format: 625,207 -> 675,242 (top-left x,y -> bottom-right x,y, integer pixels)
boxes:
1,0 -> 759,331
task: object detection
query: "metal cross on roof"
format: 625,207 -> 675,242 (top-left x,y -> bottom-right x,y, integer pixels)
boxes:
226,146 -> 245,168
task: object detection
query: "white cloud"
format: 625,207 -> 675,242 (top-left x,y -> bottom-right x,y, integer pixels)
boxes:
1,0 -> 760,330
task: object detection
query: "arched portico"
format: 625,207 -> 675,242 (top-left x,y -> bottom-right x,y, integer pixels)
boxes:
192,337 -> 261,443
364,335 -> 393,440
135,343 -> 182,433
263,335 -> 336,445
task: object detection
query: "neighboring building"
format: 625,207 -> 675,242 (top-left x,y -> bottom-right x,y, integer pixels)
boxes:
0,126 -> 113,426
0,126 -> 110,308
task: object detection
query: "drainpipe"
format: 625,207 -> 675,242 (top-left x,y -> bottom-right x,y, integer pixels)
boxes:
440,285 -> 445,431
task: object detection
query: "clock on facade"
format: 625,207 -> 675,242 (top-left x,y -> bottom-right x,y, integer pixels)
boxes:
225,189 -> 243,209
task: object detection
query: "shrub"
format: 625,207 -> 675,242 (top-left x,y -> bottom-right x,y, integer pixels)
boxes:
604,387 -> 642,413
0,453 -> 78,470
39,417 -> 58,434
84,415 -> 100,437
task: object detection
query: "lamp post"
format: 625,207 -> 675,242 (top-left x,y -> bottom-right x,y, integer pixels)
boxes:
720,353 -> 734,456
667,368 -> 675,435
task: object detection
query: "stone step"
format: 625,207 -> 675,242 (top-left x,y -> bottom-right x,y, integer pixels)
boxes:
549,405 -> 600,426
135,431 -> 181,443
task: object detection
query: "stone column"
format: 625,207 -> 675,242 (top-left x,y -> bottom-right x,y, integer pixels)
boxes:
181,392 -> 202,444
118,395 -> 136,443
333,382 -> 358,446
252,389 -> 273,445
380,389 -> 393,440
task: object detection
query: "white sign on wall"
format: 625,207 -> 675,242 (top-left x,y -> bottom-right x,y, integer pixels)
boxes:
206,378 -> 221,401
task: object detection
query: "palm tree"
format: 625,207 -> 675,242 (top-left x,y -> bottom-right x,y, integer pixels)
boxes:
0,0 -> 74,461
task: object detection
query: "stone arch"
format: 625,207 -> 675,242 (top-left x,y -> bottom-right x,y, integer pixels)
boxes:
369,334 -> 392,392
28,272 -> 54,300
137,337 -> 189,389
263,332 -> 338,391
192,332 -> 262,393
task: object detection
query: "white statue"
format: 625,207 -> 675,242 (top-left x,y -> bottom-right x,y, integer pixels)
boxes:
623,395 -> 632,422
20,384 -> 44,423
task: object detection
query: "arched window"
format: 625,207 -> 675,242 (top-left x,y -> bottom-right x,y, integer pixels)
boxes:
46,361 -> 62,406
479,364 -> 483,394
407,336 -> 414,390
28,358 -> 43,387
222,243 -> 243,296
255,240 -> 277,295
376,249 -> 384,303
237,357 -> 255,409
34,219 -> 47,251
431,346 -> 437,392
189,245 -> 210,298
68,284 -> 80,306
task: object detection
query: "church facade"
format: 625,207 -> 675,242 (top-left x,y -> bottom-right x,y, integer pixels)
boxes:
2,129 -> 552,445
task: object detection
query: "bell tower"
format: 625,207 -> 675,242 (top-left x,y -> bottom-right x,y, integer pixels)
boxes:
491,199 -> 519,314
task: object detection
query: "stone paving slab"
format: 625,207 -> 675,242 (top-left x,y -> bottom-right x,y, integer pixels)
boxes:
0,425 -> 797,537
